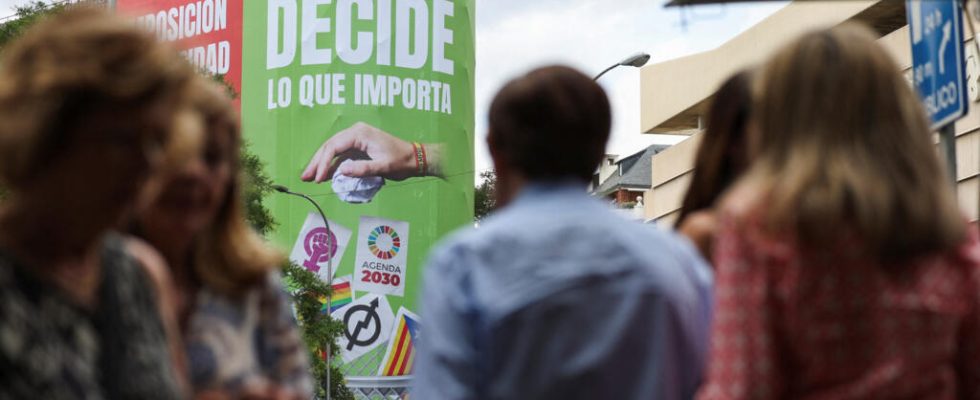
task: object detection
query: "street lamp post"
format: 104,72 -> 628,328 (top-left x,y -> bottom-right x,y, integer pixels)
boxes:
273,184 -> 333,400
594,52 -> 651,80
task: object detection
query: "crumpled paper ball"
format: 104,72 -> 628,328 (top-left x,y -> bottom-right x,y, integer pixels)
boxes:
331,159 -> 384,203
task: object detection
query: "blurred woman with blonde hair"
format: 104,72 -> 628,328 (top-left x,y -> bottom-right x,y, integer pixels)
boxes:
699,24 -> 980,399
134,77 -> 313,399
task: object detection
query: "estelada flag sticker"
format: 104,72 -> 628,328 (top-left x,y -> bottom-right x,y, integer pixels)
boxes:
354,216 -> 409,297
378,307 -> 421,376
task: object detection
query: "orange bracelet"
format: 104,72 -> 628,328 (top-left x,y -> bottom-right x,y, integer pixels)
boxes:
412,142 -> 425,176
419,143 -> 428,176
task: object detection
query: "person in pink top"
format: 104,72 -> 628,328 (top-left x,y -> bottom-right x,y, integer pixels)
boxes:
697,24 -> 980,399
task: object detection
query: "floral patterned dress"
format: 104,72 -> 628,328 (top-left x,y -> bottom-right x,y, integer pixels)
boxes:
184,272 -> 314,398
698,206 -> 980,400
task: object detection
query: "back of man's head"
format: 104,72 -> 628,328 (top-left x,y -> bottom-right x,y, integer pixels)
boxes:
488,66 -> 611,183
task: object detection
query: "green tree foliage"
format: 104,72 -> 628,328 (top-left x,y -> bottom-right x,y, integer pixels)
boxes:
0,1 -> 76,49
474,170 -> 496,221
281,263 -> 355,400
240,145 -> 277,236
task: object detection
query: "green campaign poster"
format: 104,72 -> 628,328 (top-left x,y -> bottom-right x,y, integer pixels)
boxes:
241,0 -> 474,377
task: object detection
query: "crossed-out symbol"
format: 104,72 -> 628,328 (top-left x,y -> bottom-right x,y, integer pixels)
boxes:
343,298 -> 381,351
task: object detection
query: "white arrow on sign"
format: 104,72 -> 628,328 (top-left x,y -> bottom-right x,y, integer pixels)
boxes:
940,21 -> 952,73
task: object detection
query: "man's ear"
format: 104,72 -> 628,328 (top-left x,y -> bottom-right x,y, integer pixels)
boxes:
486,130 -> 496,156
487,130 -> 503,166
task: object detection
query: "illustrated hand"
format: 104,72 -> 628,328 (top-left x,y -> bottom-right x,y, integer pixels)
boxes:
301,122 -> 417,183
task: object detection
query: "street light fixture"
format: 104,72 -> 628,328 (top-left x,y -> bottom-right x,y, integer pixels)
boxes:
272,184 -> 333,400
594,52 -> 651,80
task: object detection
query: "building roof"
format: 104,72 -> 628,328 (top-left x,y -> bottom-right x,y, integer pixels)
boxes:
593,144 -> 670,196
639,0 -> 905,133
665,0 -> 764,6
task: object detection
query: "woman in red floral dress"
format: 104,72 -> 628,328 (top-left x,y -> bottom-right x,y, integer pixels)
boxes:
698,24 -> 980,399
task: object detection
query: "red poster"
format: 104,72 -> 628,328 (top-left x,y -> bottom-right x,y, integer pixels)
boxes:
116,0 -> 243,107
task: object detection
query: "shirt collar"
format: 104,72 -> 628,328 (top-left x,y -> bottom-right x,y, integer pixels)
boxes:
511,180 -> 589,206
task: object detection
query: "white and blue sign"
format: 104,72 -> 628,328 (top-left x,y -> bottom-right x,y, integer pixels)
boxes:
907,0 -> 967,129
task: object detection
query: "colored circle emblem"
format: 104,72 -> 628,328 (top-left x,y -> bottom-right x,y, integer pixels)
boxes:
367,225 -> 400,260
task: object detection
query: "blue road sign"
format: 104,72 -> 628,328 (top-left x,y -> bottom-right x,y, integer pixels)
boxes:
907,0 -> 967,129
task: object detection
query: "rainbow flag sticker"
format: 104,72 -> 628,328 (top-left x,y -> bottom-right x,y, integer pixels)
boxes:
320,275 -> 354,314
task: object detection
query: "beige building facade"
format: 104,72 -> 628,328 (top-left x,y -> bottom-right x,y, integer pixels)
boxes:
642,0 -> 980,226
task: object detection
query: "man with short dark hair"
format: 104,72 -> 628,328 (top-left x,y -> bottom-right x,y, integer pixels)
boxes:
412,65 -> 713,400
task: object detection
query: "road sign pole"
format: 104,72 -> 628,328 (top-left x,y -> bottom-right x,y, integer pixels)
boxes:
941,124 -> 958,187
907,0 -> 967,190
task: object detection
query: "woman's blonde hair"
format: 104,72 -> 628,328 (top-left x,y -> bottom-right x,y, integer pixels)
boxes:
0,7 -> 193,189
745,23 -> 965,264
188,78 -> 283,294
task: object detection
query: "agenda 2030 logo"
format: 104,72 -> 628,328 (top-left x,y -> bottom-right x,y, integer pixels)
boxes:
355,217 -> 410,297
368,225 -> 401,260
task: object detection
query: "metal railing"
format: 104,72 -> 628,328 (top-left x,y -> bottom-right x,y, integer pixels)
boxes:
337,341 -> 413,399
346,376 -> 413,400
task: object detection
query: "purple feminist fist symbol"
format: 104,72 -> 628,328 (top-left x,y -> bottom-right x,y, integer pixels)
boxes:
303,227 -> 338,273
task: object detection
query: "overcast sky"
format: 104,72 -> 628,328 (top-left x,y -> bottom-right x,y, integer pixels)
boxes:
0,0 -> 788,173
0,1 -> 17,20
